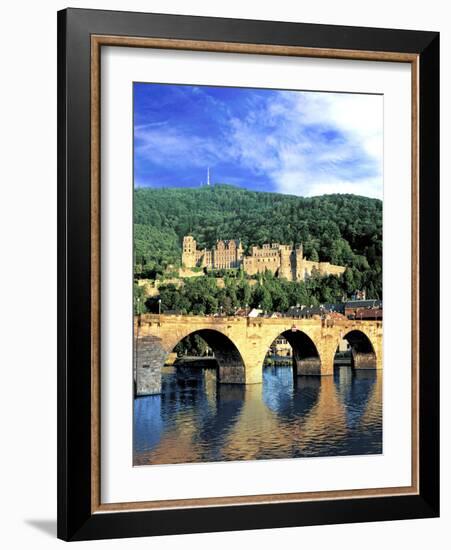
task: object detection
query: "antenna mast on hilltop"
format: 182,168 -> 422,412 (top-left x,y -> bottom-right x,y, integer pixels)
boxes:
200,168 -> 211,187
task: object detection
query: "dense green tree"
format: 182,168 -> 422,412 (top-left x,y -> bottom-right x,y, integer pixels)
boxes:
309,248 -> 319,262
174,334 -> 208,356
134,185 -> 383,304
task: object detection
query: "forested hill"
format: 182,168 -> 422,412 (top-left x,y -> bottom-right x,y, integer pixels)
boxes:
134,184 -> 382,296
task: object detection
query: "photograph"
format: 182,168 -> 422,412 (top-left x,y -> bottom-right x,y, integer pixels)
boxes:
132,82 -> 384,466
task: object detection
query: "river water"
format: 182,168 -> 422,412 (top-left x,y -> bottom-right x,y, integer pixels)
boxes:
134,365 -> 382,466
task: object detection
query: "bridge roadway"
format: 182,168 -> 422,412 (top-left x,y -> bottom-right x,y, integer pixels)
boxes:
134,314 -> 382,396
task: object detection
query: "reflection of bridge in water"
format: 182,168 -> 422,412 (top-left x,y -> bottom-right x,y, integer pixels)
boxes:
133,367 -> 382,465
134,314 -> 382,395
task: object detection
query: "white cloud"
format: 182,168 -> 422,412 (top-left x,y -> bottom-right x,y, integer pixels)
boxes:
292,91 -> 383,166
135,87 -> 383,199
226,90 -> 383,199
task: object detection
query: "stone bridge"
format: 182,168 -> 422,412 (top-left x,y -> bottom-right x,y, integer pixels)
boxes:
134,314 -> 382,395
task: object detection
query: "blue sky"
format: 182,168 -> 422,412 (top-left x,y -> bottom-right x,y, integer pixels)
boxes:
134,82 -> 383,199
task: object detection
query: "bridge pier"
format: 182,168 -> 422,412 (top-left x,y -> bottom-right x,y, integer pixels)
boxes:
292,339 -> 336,376
218,363 -> 246,384
216,348 -> 246,384
242,361 -> 264,384
293,356 -> 322,376
218,359 -> 263,384
135,335 -> 166,396
351,350 -> 378,370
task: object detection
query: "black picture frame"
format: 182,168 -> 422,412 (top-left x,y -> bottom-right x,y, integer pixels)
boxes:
57,7 -> 439,541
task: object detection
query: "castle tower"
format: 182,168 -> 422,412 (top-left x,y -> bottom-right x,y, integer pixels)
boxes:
236,240 -> 244,264
279,246 -> 293,280
295,243 -> 305,281
182,235 -> 197,268
227,239 -> 236,268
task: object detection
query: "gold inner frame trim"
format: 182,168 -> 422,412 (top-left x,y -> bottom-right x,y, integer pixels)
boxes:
90,34 -> 420,514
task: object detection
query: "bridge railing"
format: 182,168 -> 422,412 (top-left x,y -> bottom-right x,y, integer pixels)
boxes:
135,313 -> 382,330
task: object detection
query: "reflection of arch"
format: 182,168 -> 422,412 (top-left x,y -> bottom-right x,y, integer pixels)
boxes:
171,329 -> 246,384
341,329 -> 377,370
335,368 -> 378,427
196,384 -> 246,449
134,371 -> 247,465
263,369 -> 320,418
222,376 -> 346,459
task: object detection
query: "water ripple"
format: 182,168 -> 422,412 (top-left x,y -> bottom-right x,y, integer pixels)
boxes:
134,366 -> 382,466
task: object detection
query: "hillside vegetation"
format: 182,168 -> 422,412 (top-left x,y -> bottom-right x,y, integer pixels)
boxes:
134,185 -> 382,311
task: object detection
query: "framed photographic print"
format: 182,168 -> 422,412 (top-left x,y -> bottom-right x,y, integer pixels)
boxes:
57,8 -> 439,541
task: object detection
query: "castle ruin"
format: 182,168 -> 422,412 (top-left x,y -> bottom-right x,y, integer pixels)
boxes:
182,235 -> 345,282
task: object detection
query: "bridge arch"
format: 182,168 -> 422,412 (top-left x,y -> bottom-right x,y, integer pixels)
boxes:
284,330 -> 323,376
170,329 -> 247,384
135,326 -> 251,395
339,329 -> 378,370
261,328 -> 325,376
